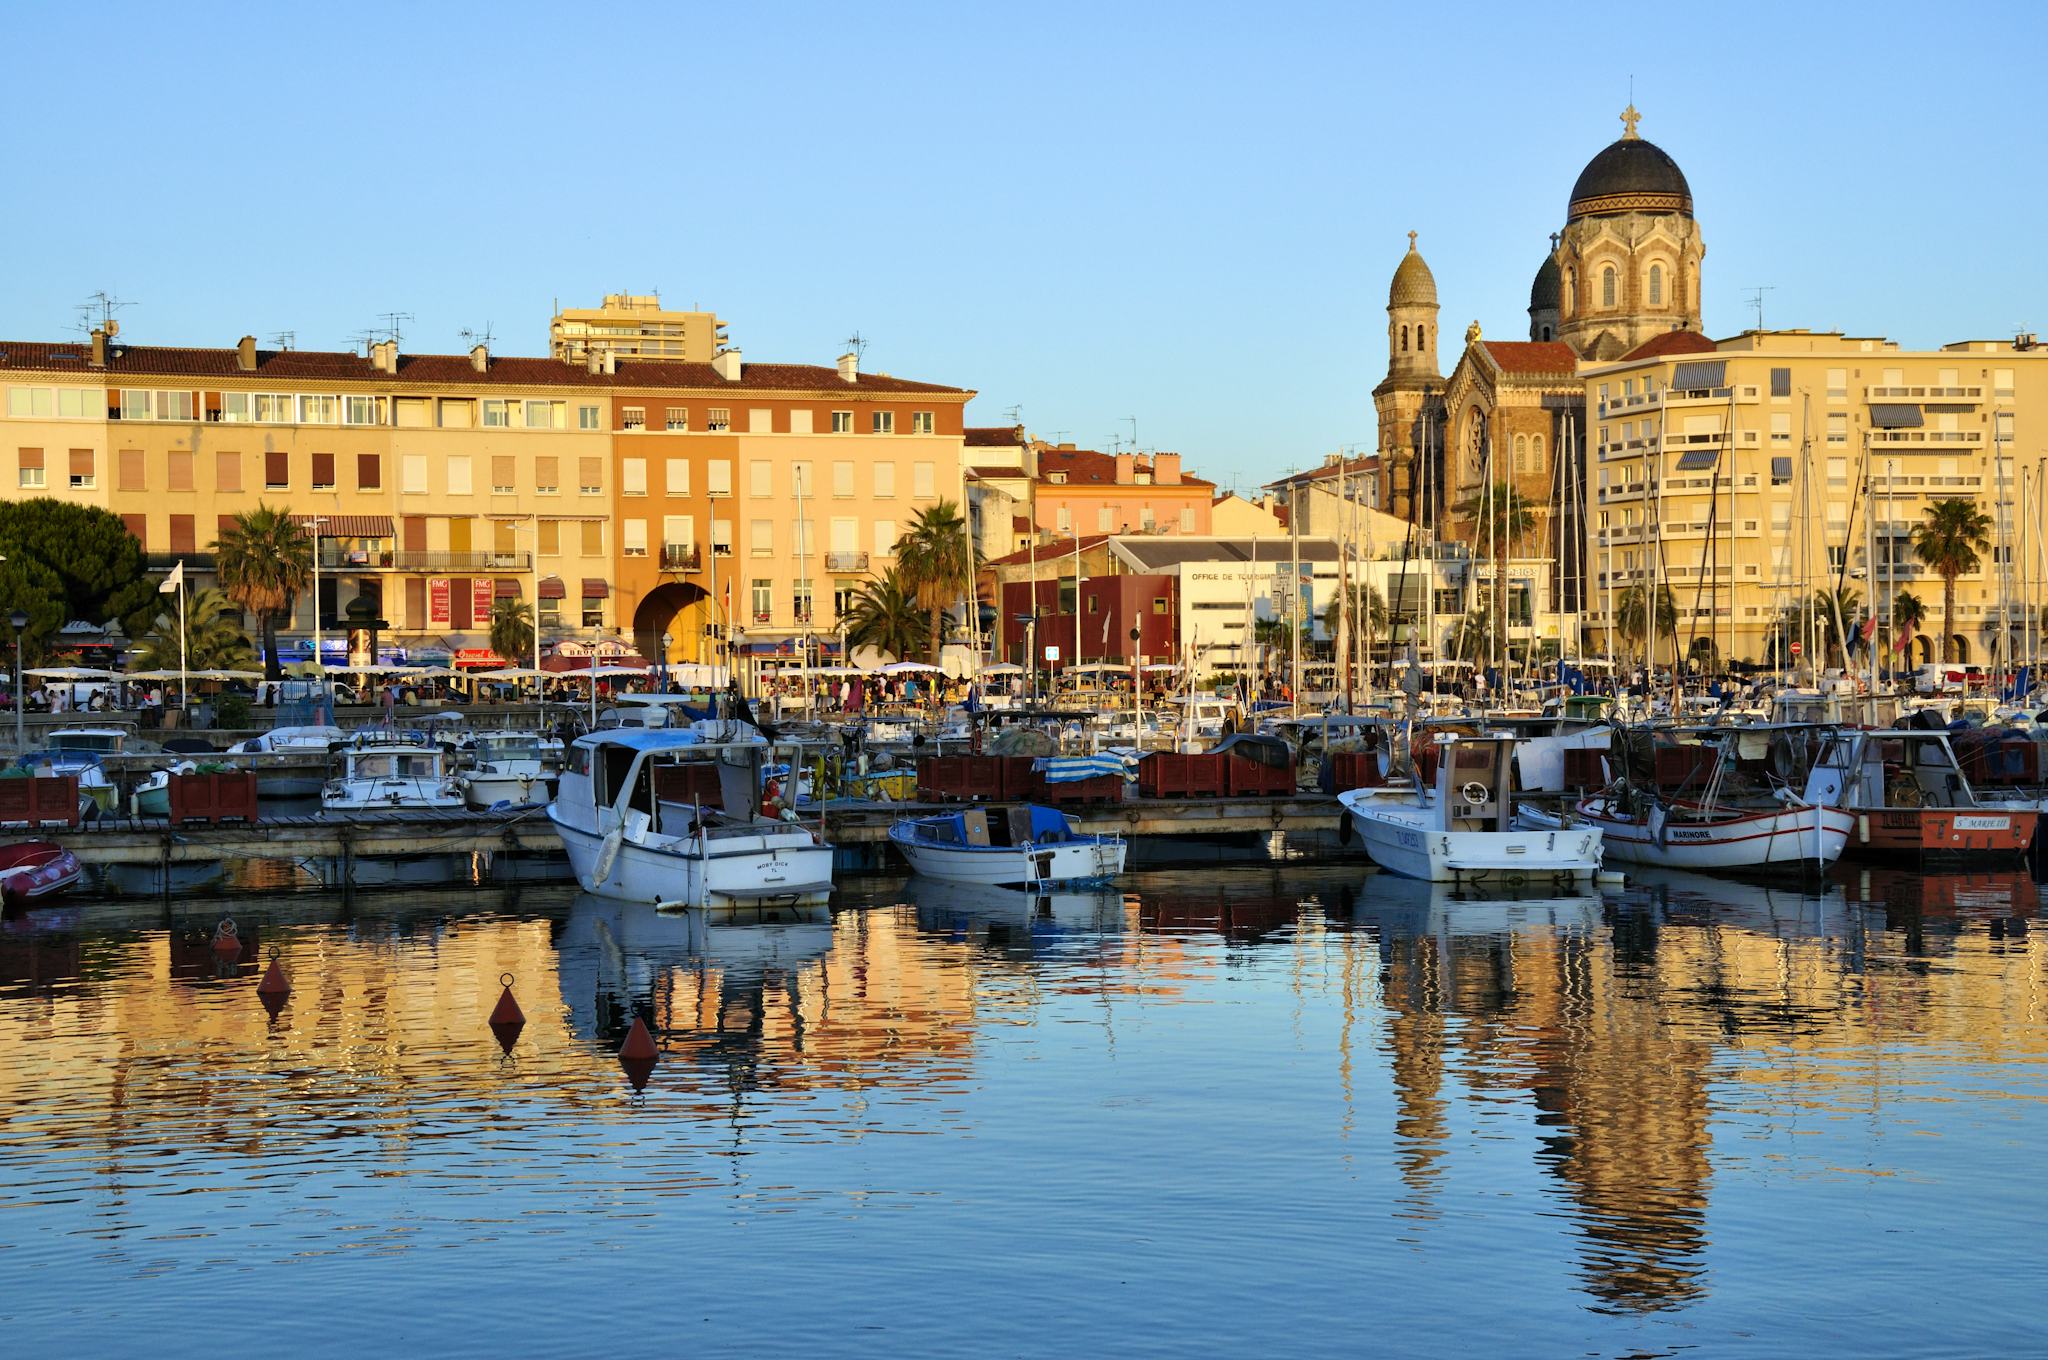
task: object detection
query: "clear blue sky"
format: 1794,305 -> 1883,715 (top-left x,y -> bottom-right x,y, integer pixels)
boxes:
5,1 -> 2043,491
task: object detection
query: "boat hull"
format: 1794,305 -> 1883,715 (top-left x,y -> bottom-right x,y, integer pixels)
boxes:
551,809 -> 834,907
1845,806 -> 2036,861
1561,797 -> 1853,873
1341,795 -> 1601,883
461,772 -> 557,810
890,830 -> 1125,888
0,843 -> 84,907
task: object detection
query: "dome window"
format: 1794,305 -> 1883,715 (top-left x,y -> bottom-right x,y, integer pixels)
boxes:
1401,325 -> 1409,353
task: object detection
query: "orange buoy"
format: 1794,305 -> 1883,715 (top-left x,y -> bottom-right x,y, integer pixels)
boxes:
619,1015 -> 658,1060
257,953 -> 290,997
489,972 -> 525,1026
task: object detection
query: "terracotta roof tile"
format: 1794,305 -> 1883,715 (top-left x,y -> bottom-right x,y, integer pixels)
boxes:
0,341 -> 972,395
1621,329 -> 1718,361
986,533 -> 1112,567
965,425 -> 1024,446
1034,446 -> 1214,489
1476,340 -> 1580,375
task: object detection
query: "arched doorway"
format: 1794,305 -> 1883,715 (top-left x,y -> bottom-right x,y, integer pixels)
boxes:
632,581 -> 711,668
1912,635 -> 1934,665
1949,634 -> 1970,665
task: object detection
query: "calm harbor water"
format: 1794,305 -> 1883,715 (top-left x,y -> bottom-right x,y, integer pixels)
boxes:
2,865 -> 2043,1357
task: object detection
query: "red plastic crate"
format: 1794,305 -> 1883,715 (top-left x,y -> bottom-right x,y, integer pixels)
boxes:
169,771 -> 260,825
1224,756 -> 1296,797
1138,751 -> 1229,798
1561,747 -> 1608,789
1326,751 -> 1384,791
997,756 -> 1040,801
0,776 -> 80,828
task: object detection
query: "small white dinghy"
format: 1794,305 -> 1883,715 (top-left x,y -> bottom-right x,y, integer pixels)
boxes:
1338,732 -> 1602,884
889,804 -> 1125,888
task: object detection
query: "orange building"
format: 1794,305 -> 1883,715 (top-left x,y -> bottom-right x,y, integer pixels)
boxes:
1031,444 -> 1213,539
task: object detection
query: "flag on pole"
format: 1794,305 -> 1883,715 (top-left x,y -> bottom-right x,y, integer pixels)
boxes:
1859,614 -> 1877,642
160,561 -> 184,593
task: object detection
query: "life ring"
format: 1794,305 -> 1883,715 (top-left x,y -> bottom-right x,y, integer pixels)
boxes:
1459,781 -> 1491,805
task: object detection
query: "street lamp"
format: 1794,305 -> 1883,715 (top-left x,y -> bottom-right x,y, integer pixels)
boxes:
10,609 -> 25,754
660,630 -> 673,691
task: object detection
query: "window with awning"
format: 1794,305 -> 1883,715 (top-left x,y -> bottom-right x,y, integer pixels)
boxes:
581,578 -> 609,599
1771,456 -> 1793,482
1675,449 -> 1718,470
1870,404 -> 1923,428
68,448 -> 93,487
538,576 -> 566,600
1671,360 -> 1727,391
293,514 -> 394,539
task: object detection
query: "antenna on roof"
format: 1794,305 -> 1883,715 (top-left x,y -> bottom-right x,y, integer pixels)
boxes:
1125,416 -> 1139,451
349,330 -> 379,354
269,331 -> 296,351
843,331 -> 868,364
1745,286 -> 1774,332
72,291 -> 132,338
458,323 -> 496,350
375,312 -> 414,347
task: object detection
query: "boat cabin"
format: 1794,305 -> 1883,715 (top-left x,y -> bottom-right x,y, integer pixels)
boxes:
911,805 -> 1077,849
1433,735 -> 1514,834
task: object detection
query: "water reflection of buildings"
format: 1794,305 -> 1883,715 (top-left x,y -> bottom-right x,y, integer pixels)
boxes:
1335,870 -> 2043,1316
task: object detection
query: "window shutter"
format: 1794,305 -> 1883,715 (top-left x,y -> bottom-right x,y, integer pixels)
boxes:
265,451 -> 290,487
168,515 -> 196,554
405,576 -> 426,626
493,455 -> 515,490
168,450 -> 194,491
121,513 -> 146,545
579,456 -> 602,491
403,516 -> 427,552
118,448 -> 145,490
18,447 -> 43,470
311,452 -> 335,486
358,453 -> 381,489
536,456 -> 559,490
69,449 -> 93,480
216,451 -> 241,492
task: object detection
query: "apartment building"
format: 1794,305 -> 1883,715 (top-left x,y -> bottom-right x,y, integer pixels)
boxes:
549,294 -> 727,365
1586,329 -> 2048,665
0,331 -> 975,666
605,350 -> 973,667
1031,444 -> 1213,538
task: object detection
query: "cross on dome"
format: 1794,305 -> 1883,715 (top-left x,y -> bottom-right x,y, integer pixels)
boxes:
1620,104 -> 1641,140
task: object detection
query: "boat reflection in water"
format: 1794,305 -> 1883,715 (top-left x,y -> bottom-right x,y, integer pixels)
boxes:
905,876 -> 1128,957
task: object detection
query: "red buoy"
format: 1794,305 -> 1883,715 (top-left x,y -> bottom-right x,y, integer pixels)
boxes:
488,973 -> 526,1055
489,973 -> 525,1026
257,955 -> 291,997
619,1016 -> 658,1061
211,918 -> 242,959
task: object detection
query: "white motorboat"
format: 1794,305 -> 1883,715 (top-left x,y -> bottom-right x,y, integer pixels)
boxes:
1523,726 -> 1851,875
547,729 -> 836,908
1337,732 -> 1602,883
889,803 -> 1125,888
224,725 -> 345,798
321,736 -> 463,812
457,731 -> 560,809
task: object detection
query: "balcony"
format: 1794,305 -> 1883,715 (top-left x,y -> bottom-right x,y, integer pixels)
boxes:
319,546 -> 395,569
825,550 -> 869,573
1663,430 -> 1762,450
1867,384 -> 1983,402
1869,429 -> 1983,446
392,551 -> 532,573
661,543 -> 701,570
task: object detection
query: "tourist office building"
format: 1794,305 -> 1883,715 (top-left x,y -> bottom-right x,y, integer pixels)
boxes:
0,329 -> 972,671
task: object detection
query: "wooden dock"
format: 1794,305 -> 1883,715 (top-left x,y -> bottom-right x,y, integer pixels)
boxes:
50,795 -> 1345,866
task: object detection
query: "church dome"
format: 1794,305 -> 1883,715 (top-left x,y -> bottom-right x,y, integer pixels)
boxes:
1568,109 -> 1691,218
1389,233 -> 1437,308
1529,254 -> 1561,310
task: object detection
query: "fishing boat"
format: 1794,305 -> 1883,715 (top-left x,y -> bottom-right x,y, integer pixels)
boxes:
889,804 -> 1125,888
548,730 -> 835,908
0,841 -> 83,907
1803,726 -> 2037,862
1531,726 -> 1853,875
1338,733 -> 1602,883
456,731 -> 560,809
321,735 -> 463,811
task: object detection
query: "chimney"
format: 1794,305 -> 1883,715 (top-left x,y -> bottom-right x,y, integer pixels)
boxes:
712,348 -> 743,382
1153,452 -> 1182,485
837,352 -> 859,384
370,338 -> 398,374
237,335 -> 258,371
1113,452 -> 1136,484
90,327 -> 107,368
585,348 -> 601,375
469,343 -> 489,374
602,351 -> 617,376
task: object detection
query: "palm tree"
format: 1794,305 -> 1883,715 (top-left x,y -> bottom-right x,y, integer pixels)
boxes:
894,500 -> 975,664
1455,481 -> 1536,666
1447,606 -> 1497,665
844,567 -> 931,662
133,587 -> 258,673
489,598 -> 534,668
1912,498 -> 1991,663
1811,586 -> 1863,667
213,504 -> 313,681
1614,583 -> 1678,666
1322,583 -> 1389,642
